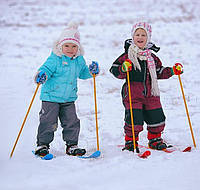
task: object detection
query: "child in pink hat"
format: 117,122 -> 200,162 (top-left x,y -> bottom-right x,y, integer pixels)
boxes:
110,22 -> 183,152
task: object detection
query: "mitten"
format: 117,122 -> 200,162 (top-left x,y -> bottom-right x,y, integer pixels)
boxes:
171,63 -> 184,75
89,61 -> 99,75
122,59 -> 132,72
34,71 -> 47,84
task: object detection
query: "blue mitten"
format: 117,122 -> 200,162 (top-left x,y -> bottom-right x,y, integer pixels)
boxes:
34,71 -> 47,84
89,61 -> 99,75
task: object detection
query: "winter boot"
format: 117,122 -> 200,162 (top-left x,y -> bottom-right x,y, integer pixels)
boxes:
147,132 -> 167,150
66,144 -> 86,156
123,135 -> 140,153
148,138 -> 167,150
35,145 -> 49,156
122,140 -> 140,153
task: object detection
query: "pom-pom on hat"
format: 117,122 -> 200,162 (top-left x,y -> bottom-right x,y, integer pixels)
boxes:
131,22 -> 152,47
53,21 -> 84,57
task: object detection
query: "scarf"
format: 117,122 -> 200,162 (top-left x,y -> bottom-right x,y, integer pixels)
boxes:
128,44 -> 160,96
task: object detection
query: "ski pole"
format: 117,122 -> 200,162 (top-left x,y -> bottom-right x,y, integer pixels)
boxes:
10,83 -> 40,158
178,74 -> 196,148
125,61 -> 136,151
92,74 -> 100,151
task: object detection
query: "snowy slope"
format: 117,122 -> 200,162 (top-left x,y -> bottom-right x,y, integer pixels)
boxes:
1,0 -> 200,189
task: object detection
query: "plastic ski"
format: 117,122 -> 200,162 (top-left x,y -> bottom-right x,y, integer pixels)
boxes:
138,144 -> 192,153
118,145 -> 151,158
32,151 -> 54,160
118,144 -> 191,153
137,150 -> 151,158
78,150 -> 101,159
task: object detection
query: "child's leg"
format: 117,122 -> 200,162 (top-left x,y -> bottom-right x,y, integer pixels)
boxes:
144,108 -> 165,139
144,96 -> 167,149
59,102 -> 80,145
144,96 -> 166,138
37,101 -> 59,147
124,109 -> 144,142
59,102 -> 86,156
122,83 -> 145,151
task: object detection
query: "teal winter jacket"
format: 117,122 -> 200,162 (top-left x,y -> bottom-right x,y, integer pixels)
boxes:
38,52 -> 92,103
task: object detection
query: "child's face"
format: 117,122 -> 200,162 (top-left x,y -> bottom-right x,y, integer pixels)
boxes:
62,43 -> 78,57
133,28 -> 147,49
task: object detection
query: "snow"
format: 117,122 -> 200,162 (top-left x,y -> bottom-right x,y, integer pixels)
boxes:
1,0 -> 200,189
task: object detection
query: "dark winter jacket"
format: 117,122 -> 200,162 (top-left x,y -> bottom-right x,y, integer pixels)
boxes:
110,40 -> 173,99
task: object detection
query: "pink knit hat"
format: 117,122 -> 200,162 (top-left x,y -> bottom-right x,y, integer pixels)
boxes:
131,22 -> 152,47
53,21 -> 84,57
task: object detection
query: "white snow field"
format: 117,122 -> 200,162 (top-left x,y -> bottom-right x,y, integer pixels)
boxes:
0,0 -> 200,190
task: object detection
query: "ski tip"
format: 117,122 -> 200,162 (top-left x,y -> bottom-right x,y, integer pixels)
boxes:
183,146 -> 192,152
41,154 -> 54,160
79,150 -> 101,159
138,150 -> 151,158
32,151 -> 54,160
92,150 -> 101,157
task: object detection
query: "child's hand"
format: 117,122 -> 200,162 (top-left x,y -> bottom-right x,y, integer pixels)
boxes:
172,63 -> 184,75
122,59 -> 132,72
89,61 -> 99,75
34,71 -> 47,84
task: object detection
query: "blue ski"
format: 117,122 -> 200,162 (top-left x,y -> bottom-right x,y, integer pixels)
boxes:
78,150 -> 101,159
32,151 -> 54,160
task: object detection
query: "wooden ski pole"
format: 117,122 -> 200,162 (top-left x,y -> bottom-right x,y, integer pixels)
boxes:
126,70 -> 136,150
93,74 -> 100,151
178,74 -> 196,148
10,83 -> 40,158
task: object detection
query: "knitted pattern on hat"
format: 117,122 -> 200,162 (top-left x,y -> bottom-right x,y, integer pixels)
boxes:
53,21 -> 84,57
131,22 -> 152,48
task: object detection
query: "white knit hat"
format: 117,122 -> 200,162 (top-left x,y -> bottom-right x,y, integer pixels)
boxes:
53,21 -> 84,57
131,22 -> 152,47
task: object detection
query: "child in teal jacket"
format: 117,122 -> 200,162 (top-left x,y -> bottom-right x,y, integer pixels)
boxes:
39,52 -> 92,103
34,22 -> 99,157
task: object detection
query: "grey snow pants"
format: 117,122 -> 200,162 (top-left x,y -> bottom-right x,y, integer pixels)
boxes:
37,101 -> 80,147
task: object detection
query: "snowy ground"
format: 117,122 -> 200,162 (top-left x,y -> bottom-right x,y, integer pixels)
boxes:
1,0 -> 200,189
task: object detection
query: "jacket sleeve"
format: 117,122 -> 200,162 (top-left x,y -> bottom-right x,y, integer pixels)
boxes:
38,52 -> 58,79
110,53 -> 128,79
152,54 -> 173,79
78,57 -> 92,80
